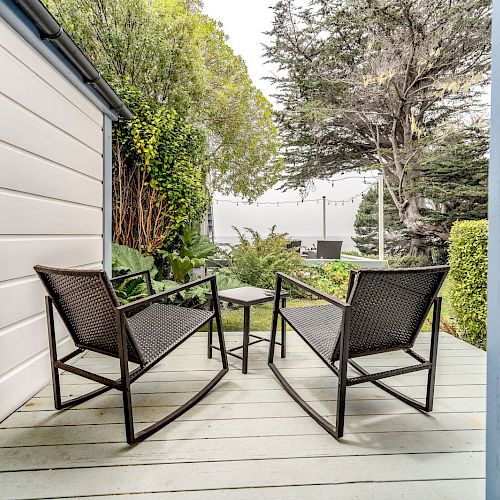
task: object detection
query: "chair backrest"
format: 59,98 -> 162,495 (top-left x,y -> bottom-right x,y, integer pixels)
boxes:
35,266 -> 144,364
287,240 -> 302,252
317,240 -> 342,259
332,266 -> 448,360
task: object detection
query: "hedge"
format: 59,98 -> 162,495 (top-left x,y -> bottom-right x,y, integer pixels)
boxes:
448,220 -> 488,349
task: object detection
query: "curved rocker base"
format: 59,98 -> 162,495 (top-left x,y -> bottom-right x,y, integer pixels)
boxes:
268,362 -> 343,438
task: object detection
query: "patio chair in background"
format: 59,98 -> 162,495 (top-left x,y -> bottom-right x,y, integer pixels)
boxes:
34,266 -> 228,445
286,240 -> 302,252
268,266 -> 449,438
316,240 -> 343,259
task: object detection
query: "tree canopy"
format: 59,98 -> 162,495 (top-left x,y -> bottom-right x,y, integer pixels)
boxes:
353,125 -> 488,257
47,0 -> 282,200
266,0 -> 490,251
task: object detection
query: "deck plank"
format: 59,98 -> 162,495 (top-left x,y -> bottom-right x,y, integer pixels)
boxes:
0,331 -> 486,499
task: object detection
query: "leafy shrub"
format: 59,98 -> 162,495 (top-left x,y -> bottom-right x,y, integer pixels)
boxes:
388,254 -> 432,268
158,224 -> 218,282
448,220 -> 487,349
113,84 -> 208,254
223,226 -> 304,291
112,243 -> 243,305
302,261 -> 359,300
112,243 -> 178,303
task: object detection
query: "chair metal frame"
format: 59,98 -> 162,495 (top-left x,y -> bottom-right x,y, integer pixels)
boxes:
39,268 -> 228,445
268,271 -> 444,439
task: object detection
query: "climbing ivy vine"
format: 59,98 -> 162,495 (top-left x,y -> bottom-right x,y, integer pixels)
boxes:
113,84 -> 208,253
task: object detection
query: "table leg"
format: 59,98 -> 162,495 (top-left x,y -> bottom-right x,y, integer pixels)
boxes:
207,297 -> 213,359
281,297 -> 287,358
243,306 -> 250,374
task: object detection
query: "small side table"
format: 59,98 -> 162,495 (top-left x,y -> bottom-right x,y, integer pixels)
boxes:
207,286 -> 289,373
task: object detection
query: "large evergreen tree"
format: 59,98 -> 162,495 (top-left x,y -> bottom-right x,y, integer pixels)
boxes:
266,0 -> 490,253
353,125 -> 488,256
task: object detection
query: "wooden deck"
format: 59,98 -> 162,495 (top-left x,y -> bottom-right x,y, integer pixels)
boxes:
0,330 -> 486,499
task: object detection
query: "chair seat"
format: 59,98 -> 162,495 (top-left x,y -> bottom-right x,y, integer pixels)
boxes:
127,303 -> 213,365
280,304 -> 343,364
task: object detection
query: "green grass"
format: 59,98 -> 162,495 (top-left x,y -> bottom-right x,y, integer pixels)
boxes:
205,278 -> 455,334
200,299 -> 320,332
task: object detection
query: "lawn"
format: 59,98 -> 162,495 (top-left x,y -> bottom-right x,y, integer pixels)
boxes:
209,281 -> 455,333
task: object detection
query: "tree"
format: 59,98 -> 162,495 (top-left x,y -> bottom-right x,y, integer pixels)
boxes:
266,0 -> 490,252
47,0 -> 281,200
352,184 -> 410,256
353,125 -> 489,256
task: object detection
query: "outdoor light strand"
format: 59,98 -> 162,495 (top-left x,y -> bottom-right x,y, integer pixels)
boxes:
214,182 -> 376,207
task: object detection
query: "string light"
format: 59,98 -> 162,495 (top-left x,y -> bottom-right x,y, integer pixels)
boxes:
213,182 -> 376,207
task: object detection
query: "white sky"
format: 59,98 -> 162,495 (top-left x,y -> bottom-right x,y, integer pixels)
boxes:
202,0 -> 370,248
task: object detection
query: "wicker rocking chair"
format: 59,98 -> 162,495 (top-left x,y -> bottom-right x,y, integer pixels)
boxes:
268,266 -> 449,438
35,266 -> 228,445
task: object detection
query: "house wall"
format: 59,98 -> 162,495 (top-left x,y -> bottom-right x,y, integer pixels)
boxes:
0,17 -> 105,422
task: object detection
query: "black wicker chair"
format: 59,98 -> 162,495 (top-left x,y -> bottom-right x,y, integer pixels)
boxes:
316,240 -> 342,259
268,266 -> 449,438
34,266 -> 228,445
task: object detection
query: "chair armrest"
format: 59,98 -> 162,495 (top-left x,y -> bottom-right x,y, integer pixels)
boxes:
116,275 -> 216,314
277,272 -> 349,309
110,270 -> 153,295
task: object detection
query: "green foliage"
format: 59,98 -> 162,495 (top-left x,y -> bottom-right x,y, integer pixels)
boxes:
388,255 -> 433,269
161,254 -> 202,283
353,185 -> 410,256
47,0 -> 281,201
114,84 -> 208,252
303,261 -> 359,300
158,224 -> 218,282
112,243 -> 158,279
266,0 -> 490,249
113,277 -> 149,304
112,244 -> 178,303
178,225 -> 218,260
223,227 -> 305,291
416,126 -> 489,228
448,220 -> 488,349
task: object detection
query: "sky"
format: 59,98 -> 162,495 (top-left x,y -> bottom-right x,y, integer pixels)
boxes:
202,0 -> 371,250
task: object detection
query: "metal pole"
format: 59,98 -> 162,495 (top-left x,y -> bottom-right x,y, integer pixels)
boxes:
378,173 -> 384,260
322,195 -> 326,240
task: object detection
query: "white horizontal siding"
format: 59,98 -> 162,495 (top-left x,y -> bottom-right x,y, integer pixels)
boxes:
0,314 -> 70,377
0,15 -> 106,422
0,276 -> 42,330
0,142 -> 103,207
0,189 -> 103,235
0,337 -> 74,425
0,236 -> 103,282
0,44 -> 103,153
0,94 -> 103,180
0,262 -> 102,330
0,18 -> 103,126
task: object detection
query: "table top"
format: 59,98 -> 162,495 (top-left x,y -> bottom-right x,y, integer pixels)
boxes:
214,286 -> 289,306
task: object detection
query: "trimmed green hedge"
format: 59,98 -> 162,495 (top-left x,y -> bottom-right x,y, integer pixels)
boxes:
449,220 -> 488,349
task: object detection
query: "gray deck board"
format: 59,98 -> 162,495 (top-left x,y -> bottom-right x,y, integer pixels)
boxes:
0,331 -> 486,499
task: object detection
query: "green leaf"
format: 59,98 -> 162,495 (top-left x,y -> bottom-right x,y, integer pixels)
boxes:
112,243 -> 158,279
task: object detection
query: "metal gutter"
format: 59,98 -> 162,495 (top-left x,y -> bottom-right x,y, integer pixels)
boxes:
14,0 -> 133,120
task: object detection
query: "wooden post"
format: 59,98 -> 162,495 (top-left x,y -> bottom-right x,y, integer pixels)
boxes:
378,172 -> 384,261
322,195 -> 327,240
